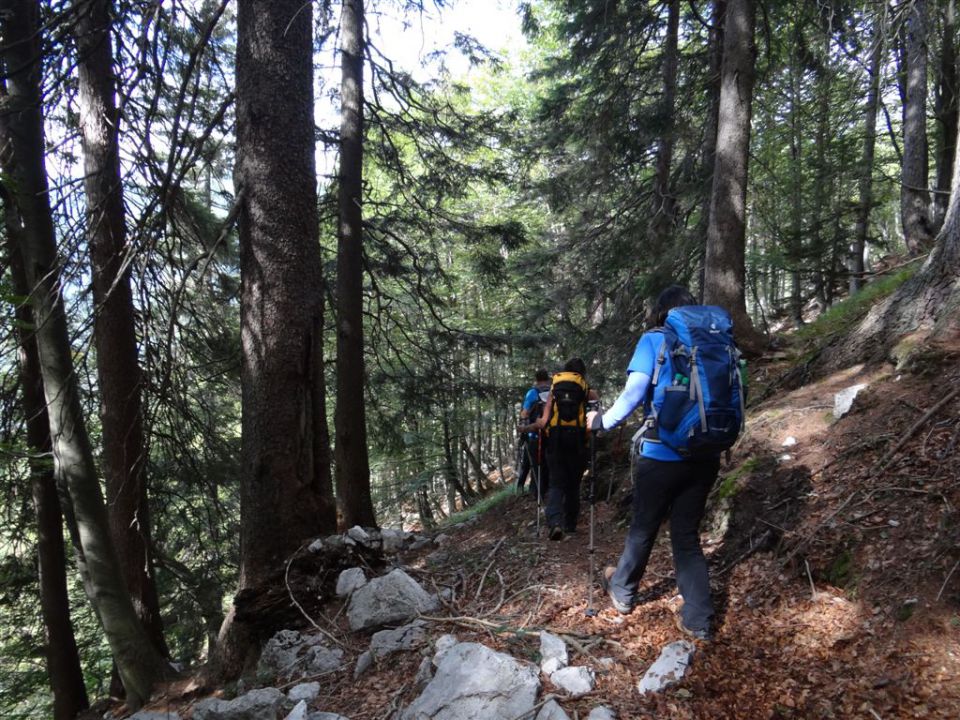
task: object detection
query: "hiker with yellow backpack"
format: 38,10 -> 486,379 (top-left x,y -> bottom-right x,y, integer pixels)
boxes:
520,357 -> 599,541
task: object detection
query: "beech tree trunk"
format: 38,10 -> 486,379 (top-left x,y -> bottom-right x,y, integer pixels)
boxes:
851,11 -> 885,295
0,0 -> 171,708
2,196 -> 88,720
74,0 -> 167,658
934,0 -> 959,232
335,0 -> 377,530
218,0 -> 337,678
901,0 -> 934,254
703,0 -> 764,348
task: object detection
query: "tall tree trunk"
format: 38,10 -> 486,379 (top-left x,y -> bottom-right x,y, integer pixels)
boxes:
649,0 -> 680,290
696,0 -> 726,300
703,0 -> 763,348
902,0 -> 934,254
335,0 -> 376,529
934,0 -> 959,231
74,0 -> 167,658
810,16 -> 833,309
788,49 -> 805,326
218,0 -> 337,678
0,0 -> 171,708
851,10 -> 885,295
2,195 -> 89,720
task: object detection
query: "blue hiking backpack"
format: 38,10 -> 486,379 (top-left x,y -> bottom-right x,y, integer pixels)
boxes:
648,306 -> 745,457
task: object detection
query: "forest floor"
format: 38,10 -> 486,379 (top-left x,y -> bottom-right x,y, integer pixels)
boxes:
154,329 -> 960,720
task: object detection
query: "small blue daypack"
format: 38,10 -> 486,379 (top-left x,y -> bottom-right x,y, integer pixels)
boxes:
648,306 -> 745,457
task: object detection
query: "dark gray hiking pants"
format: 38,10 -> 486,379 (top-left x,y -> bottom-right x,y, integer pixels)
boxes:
609,456 -> 720,631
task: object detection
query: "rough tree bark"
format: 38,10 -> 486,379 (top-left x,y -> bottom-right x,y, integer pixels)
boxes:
73,0 -> 167,658
217,0 -> 337,678
901,0 -> 934,254
648,0 -> 680,292
702,0 -> 765,349
934,0 -> 959,232
1,195 -> 88,720
851,10 -> 885,295
335,0 -> 377,529
0,0 -> 171,707
696,0 -> 726,300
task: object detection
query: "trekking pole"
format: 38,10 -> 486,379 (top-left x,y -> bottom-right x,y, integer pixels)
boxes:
584,402 -> 600,617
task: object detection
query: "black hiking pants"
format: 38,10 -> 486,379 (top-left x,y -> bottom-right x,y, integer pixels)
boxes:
545,432 -> 587,531
516,434 -> 549,499
608,456 -> 720,632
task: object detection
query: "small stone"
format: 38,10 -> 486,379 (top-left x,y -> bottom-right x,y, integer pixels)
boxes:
288,682 -> 320,703
347,526 -> 371,545
539,631 -> 568,675
587,707 -> 617,720
781,436 -> 797,447
308,538 -> 324,553
285,701 -> 308,720
637,640 -> 695,694
536,698 -> 570,720
834,383 -> 868,419
409,536 -> 433,551
354,650 -> 373,679
550,666 -> 595,697
434,533 -> 451,546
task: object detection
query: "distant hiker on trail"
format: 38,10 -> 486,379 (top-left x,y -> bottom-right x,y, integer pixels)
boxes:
516,368 -> 552,498
586,285 -> 745,641
522,357 -> 599,541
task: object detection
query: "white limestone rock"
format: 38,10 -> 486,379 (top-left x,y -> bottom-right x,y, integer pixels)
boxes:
400,642 -> 540,720
549,666 -> 595,697
637,640 -> 695,694
539,631 -> 568,676
336,568 -> 367,597
536,699 -> 571,720
347,569 -> 439,632
287,682 -> 320,704
191,688 -> 286,720
834,383 -> 868,419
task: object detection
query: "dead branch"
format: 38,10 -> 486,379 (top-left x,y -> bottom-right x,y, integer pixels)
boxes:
872,385 -> 960,474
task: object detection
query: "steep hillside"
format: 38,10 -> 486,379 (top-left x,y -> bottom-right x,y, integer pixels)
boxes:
104,314 -> 960,720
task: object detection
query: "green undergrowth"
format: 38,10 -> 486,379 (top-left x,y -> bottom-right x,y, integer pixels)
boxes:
442,485 -> 513,526
795,265 -> 918,346
717,457 -> 761,499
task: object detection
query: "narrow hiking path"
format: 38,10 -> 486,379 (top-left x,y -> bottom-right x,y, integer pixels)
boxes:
301,335 -> 960,719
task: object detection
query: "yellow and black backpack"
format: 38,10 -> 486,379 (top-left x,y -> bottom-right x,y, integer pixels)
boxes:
547,371 -> 589,443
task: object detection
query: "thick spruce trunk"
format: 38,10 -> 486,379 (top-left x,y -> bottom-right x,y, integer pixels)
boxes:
334,0 -> 377,529
74,0 -> 167,658
934,0 -> 959,232
703,0 -> 764,349
216,0 -> 337,679
901,0 -> 934,254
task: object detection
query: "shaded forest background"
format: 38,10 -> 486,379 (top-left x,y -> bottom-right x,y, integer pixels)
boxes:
1,0 -> 959,716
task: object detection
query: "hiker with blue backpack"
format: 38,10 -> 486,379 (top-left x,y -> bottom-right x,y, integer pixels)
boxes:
516,368 -> 552,499
586,286 -> 745,641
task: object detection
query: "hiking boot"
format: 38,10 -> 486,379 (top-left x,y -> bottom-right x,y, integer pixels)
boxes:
675,614 -> 713,642
549,525 -> 564,541
601,566 -> 632,615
